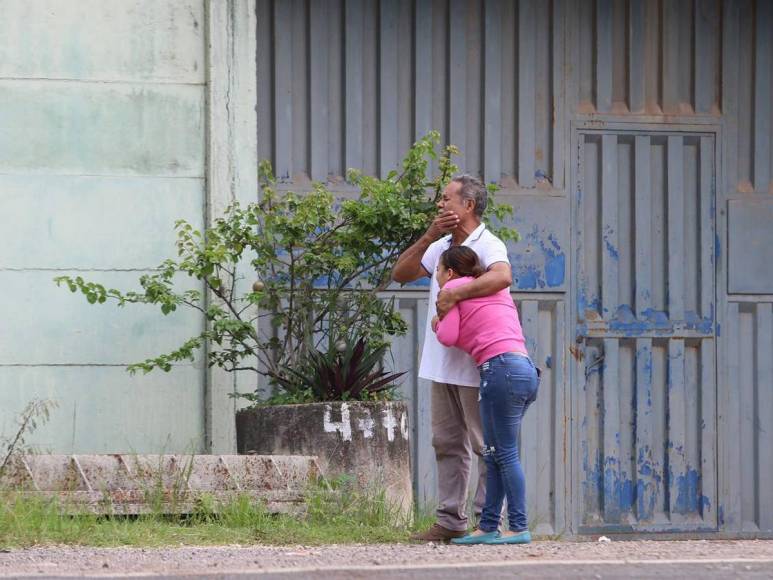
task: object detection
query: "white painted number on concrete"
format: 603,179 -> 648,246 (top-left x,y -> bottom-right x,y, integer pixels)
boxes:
323,403 -> 352,441
382,408 -> 398,442
356,409 -> 375,439
400,411 -> 409,440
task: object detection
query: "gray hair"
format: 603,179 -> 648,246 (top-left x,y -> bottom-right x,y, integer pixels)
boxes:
451,174 -> 488,217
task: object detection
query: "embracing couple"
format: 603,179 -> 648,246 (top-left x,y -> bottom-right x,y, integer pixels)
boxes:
392,175 -> 539,546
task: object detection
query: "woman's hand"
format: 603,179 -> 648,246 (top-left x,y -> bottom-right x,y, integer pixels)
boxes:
431,315 -> 440,332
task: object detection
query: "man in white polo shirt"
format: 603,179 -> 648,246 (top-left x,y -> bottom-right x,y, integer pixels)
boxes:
392,175 -> 511,542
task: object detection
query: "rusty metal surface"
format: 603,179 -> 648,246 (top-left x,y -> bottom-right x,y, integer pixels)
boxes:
0,454 -> 321,515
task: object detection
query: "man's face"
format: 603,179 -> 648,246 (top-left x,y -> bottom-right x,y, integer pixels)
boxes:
436,181 -> 472,218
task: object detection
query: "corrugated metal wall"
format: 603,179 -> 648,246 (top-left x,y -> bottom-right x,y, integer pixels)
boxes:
257,0 -> 773,536
725,301 -> 773,533
720,0 -> 773,536
574,129 -> 717,532
569,0 -> 721,115
256,0 -> 563,189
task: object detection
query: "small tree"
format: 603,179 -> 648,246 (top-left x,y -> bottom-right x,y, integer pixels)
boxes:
55,133 -> 518,403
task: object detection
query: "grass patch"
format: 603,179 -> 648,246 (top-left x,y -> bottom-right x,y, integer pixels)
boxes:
0,479 -> 437,548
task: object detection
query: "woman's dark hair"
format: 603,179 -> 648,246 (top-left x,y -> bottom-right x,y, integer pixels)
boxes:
440,246 -> 486,278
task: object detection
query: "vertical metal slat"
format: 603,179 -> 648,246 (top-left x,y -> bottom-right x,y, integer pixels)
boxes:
635,338 -> 656,522
700,339 -> 717,524
520,300 -> 539,523
552,0 -> 565,189
449,0 -> 467,170
601,134 -> 619,316
414,298 -> 435,508
602,338 -> 621,522
739,305 -> 756,529
756,304 -> 773,530
344,0 -> 363,171
628,0 -> 645,113
667,339 -> 687,520
518,0 -> 536,187
309,0 -> 329,181
723,302 -> 742,530
662,0 -> 680,113
699,136 -> 713,318
413,0 -> 432,140
694,0 -> 717,113
379,0 -> 398,178
753,0 -> 772,191
273,0 -> 293,180
635,136 -> 652,317
483,0 -> 502,184
667,136 -> 685,321
722,0 -> 740,193
552,299 -> 566,533
595,0 -> 613,113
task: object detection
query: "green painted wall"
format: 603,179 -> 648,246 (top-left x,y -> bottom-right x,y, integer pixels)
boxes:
0,0 -> 208,453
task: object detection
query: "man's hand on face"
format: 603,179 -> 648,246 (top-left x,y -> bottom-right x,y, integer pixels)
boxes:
427,210 -> 460,239
436,288 -> 459,320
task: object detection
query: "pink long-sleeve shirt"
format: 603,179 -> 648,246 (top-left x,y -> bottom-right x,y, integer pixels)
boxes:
435,277 -> 528,366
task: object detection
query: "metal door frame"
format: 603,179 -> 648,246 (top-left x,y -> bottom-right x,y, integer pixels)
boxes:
568,120 -> 722,536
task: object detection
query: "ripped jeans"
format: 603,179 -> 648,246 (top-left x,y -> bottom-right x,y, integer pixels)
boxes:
477,353 -> 539,533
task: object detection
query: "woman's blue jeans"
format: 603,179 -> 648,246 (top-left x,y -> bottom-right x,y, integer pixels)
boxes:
477,353 -> 539,533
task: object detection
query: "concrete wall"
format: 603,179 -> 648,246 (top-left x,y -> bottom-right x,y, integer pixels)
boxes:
0,0 -> 208,453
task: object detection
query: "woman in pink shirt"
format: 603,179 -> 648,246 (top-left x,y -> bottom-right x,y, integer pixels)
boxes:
432,246 -> 539,545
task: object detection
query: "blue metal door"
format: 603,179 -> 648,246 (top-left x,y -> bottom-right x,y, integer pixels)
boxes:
572,127 -> 718,533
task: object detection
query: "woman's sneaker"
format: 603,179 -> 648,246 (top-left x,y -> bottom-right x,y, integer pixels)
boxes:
451,530 -> 500,545
487,530 -> 532,544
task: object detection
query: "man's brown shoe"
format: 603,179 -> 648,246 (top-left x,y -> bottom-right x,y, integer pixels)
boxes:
409,523 -> 466,542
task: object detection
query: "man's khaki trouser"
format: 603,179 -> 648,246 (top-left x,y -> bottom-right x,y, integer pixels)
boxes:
431,381 -> 487,532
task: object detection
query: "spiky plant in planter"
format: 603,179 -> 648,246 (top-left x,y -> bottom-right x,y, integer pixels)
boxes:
267,338 -> 406,403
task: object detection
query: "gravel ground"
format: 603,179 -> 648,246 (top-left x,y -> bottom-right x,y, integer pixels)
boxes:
1,540 -> 773,577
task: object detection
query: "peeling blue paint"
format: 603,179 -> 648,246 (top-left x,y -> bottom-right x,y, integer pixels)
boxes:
603,233 -> 619,261
545,355 -> 552,369
599,305 -> 714,336
583,456 -> 712,522
636,479 -> 656,520
511,226 -> 566,290
597,457 -> 635,517
684,309 -> 714,334
640,352 -> 653,407
674,469 -> 703,515
607,305 -> 671,334
516,265 -> 540,290
545,253 -> 566,287
578,288 -> 601,315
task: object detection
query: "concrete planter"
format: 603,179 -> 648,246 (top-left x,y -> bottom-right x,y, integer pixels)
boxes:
236,401 -> 412,514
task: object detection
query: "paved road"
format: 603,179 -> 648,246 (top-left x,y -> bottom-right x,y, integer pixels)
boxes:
3,541 -> 773,579
7,558 -> 773,579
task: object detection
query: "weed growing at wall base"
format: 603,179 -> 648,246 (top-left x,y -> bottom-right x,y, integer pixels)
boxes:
0,481 -> 433,548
